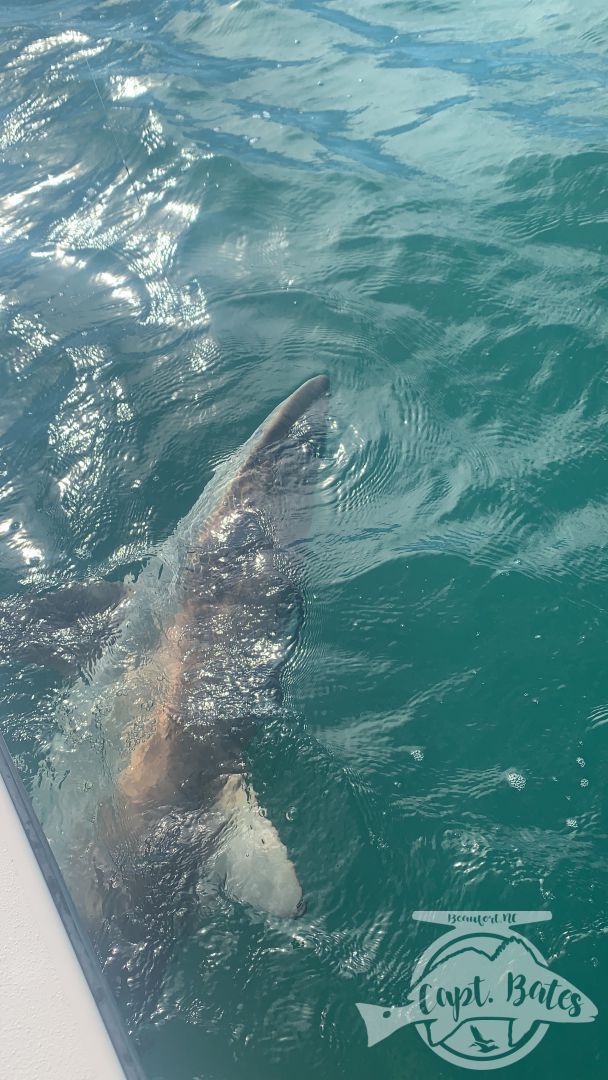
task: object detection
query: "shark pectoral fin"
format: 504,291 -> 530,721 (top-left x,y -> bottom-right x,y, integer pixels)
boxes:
0,579 -> 129,672
211,775 -> 304,918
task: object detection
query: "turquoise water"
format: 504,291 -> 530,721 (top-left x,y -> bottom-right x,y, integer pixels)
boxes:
1,0 -> 608,1077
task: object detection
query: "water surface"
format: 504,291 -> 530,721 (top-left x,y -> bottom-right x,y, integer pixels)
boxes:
1,1 -> 608,1077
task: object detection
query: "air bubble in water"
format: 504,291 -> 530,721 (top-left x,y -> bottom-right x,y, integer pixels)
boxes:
506,770 -> 526,790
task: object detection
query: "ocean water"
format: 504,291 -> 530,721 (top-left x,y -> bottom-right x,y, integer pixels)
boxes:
1,1 -> 608,1077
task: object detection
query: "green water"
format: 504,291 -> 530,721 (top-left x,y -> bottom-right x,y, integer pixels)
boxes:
1,1 -> 607,1077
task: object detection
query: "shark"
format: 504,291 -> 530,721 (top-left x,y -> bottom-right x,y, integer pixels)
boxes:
30,374 -> 330,936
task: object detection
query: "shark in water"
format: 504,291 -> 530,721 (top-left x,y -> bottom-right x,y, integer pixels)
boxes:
27,374 -> 329,937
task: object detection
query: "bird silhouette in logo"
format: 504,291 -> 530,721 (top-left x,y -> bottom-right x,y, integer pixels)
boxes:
469,1025 -> 499,1054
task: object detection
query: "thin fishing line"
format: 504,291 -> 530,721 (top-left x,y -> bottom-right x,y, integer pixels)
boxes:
83,50 -> 143,208
58,15 -> 187,338
58,7 -> 143,209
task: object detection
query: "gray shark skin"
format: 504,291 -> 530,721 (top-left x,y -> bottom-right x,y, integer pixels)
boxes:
34,375 -> 329,940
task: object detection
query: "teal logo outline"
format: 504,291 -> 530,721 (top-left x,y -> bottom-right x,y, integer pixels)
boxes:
357,911 -> 597,1070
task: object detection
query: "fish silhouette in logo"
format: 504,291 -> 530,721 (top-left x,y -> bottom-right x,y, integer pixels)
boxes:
357,934 -> 597,1049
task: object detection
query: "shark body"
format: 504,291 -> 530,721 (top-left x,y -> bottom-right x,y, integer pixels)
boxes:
35,375 -> 329,931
